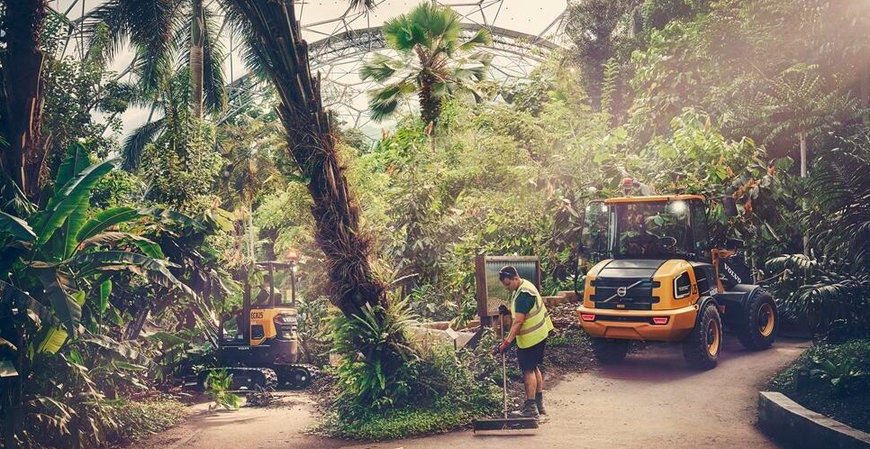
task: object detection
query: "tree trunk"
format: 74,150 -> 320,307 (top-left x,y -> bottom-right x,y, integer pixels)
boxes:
123,303 -> 151,341
190,0 -> 206,119
228,0 -> 385,318
1,0 -> 49,201
247,206 -> 256,261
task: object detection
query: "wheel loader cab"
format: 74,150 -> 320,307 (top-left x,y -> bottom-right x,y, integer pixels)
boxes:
576,193 -> 778,369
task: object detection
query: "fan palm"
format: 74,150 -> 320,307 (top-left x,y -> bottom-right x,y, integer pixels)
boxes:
360,3 -> 492,127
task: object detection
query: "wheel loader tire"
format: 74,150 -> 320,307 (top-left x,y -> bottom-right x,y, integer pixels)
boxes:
591,338 -> 629,364
683,304 -> 722,370
737,290 -> 778,350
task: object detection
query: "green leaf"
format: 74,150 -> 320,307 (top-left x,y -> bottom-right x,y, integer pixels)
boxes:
146,331 -> 188,348
127,234 -> 164,259
63,195 -> 90,258
68,250 -> 194,296
55,143 -> 90,192
0,210 -> 37,241
0,280 -> 55,327
32,158 -> 119,246
37,326 -> 69,354
100,280 -> 112,313
76,207 -> 140,243
113,360 -> 146,371
32,267 -> 81,335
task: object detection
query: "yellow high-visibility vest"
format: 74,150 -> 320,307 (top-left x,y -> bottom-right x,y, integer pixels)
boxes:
510,279 -> 554,348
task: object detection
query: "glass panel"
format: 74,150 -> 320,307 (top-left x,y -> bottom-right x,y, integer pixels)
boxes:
612,201 -> 693,258
691,201 -> 710,256
581,201 -> 609,264
483,259 -> 537,316
222,315 -> 244,342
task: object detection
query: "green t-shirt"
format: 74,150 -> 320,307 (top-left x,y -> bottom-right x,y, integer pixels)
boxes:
514,291 -> 536,315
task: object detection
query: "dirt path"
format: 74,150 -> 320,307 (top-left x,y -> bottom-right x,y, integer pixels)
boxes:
133,338 -> 808,449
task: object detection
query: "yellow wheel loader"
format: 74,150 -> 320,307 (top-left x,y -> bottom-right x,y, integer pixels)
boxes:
575,182 -> 778,369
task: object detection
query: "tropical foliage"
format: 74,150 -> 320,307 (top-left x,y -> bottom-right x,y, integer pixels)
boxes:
0,0 -> 869,445
0,144 -> 194,447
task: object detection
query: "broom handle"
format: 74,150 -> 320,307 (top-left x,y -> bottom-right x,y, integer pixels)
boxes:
501,314 -> 508,419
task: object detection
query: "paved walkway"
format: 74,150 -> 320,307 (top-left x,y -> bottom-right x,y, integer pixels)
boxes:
132,338 -> 809,449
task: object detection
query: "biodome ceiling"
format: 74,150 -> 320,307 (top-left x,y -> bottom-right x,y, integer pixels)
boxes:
55,0 -> 569,135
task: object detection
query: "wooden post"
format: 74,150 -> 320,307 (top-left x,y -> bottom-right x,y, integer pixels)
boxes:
474,254 -> 490,326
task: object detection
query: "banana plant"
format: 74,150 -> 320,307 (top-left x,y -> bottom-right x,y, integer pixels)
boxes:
0,143 -> 193,355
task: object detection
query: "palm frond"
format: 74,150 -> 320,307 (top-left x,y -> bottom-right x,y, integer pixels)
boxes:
347,0 -> 377,11
201,4 -> 228,115
360,54 -> 405,82
82,0 -> 180,69
459,28 -> 492,51
219,0 -> 272,82
122,118 -> 166,171
368,81 -> 415,122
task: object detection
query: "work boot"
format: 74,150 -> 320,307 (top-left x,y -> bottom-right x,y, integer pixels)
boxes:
536,392 -> 546,415
509,399 -> 539,418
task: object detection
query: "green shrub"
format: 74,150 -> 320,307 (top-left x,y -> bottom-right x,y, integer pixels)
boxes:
105,399 -> 186,443
331,299 -> 421,414
770,339 -> 870,396
205,370 -> 240,410
322,324 -> 501,440
769,339 -> 870,432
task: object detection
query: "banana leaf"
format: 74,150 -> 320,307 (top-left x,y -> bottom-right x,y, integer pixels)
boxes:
31,267 -> 82,335
77,231 -> 164,258
68,250 -> 194,296
54,143 -> 91,192
37,326 -> 69,354
75,206 -> 141,243
0,279 -> 58,328
31,158 -> 118,246
0,210 -> 36,241
99,280 -> 112,314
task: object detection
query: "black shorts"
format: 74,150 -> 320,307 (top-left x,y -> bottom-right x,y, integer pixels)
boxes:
516,339 -> 546,371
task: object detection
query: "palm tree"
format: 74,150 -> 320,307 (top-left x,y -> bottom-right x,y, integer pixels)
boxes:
0,0 -> 50,201
221,0 -> 385,319
360,3 -> 492,127
84,0 -> 227,120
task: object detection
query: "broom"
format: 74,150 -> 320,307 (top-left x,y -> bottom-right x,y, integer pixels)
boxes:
472,314 -> 538,432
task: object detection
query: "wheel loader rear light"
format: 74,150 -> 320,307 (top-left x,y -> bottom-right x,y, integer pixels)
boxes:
652,317 -> 669,325
580,313 -> 596,322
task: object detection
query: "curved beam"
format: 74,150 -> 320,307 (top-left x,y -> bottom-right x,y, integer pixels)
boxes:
307,23 -> 562,69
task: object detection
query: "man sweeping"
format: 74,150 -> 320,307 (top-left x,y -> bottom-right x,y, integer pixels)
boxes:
497,265 -> 555,418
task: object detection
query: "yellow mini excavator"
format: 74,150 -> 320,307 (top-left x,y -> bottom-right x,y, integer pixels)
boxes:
575,180 -> 778,369
198,260 -> 317,390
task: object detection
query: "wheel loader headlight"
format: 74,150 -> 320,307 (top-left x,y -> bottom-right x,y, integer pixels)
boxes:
674,271 -> 692,299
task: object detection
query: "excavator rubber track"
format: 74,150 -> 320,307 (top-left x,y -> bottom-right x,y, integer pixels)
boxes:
196,367 -> 278,392
276,364 -> 318,389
